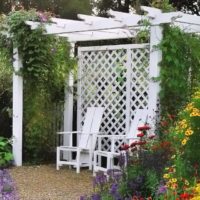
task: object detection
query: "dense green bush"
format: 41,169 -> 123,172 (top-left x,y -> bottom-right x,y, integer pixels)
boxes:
0,137 -> 13,168
0,10 -> 75,163
0,32 -> 12,138
159,26 -> 200,116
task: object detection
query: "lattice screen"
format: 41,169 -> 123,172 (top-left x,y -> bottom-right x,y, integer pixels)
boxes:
78,44 -> 150,151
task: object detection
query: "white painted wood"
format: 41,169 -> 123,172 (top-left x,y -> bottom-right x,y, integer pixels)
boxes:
58,29 -> 135,42
12,48 -> 23,166
25,6 -> 200,43
176,13 -> 200,26
109,10 -> 148,25
147,25 -> 163,120
78,44 -> 150,152
26,18 -> 144,35
79,107 -> 96,148
56,107 -> 104,173
152,12 -> 182,24
126,109 -> 149,139
78,43 -> 149,51
174,22 -> 200,33
141,6 -> 162,18
77,14 -> 109,23
63,43 -> 75,160
125,48 -> 132,135
93,109 -> 149,174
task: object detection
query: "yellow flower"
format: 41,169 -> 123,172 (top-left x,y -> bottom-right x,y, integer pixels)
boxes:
163,173 -> 170,179
178,119 -> 188,129
172,178 -> 177,183
185,128 -> 193,136
190,111 -> 200,117
182,138 -> 187,145
185,103 -> 194,111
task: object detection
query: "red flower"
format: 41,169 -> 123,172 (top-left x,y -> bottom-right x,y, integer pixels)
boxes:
160,120 -> 168,127
137,125 -> 151,131
120,144 -> 129,151
179,193 -> 192,199
137,132 -> 145,137
137,141 -> 146,145
168,114 -> 176,120
130,141 -> 139,147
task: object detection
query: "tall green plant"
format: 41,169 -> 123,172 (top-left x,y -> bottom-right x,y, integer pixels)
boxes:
159,26 -> 200,116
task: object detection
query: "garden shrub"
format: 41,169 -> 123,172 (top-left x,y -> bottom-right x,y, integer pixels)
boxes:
0,137 -> 13,168
159,26 -> 200,117
158,88 -> 200,199
81,124 -> 173,199
0,32 -> 12,138
0,10 -> 75,163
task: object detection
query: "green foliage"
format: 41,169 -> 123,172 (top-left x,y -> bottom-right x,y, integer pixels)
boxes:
0,24 -> 12,138
0,10 -> 75,163
182,91 -> 200,170
0,137 -> 13,168
0,0 -> 92,19
159,25 -> 200,116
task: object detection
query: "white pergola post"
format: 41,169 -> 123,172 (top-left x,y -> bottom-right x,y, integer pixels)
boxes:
63,43 -> 74,160
12,48 -> 23,166
64,43 -> 74,133
148,24 -> 163,122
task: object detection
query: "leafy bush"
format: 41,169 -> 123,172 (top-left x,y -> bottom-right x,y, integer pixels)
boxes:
159,26 -> 200,117
0,10 -> 75,163
0,137 -> 13,168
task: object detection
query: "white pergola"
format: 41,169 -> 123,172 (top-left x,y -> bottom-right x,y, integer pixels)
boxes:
12,6 -> 200,166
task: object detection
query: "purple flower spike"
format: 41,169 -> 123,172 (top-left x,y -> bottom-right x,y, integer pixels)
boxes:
91,193 -> 101,200
157,185 -> 167,195
0,169 -> 19,200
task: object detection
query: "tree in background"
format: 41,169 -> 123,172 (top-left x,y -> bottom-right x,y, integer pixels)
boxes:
92,0 -> 200,16
169,0 -> 200,15
0,0 -> 92,19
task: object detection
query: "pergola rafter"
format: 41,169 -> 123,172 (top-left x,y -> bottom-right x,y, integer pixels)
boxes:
12,6 -> 200,166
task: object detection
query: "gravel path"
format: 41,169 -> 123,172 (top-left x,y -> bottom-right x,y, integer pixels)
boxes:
9,165 -> 93,200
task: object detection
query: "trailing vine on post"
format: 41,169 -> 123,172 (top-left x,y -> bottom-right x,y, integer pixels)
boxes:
0,10 -> 75,163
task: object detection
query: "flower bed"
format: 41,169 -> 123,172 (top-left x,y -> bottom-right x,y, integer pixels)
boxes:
81,89 -> 200,200
0,169 -> 18,200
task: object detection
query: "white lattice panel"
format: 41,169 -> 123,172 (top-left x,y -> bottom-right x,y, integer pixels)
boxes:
78,44 -> 150,151
130,48 -> 150,120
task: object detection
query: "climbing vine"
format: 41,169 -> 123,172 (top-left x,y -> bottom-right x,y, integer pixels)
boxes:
0,10 -> 75,163
159,25 -> 200,116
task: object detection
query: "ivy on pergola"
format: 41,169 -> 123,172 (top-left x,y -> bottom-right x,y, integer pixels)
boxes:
12,6 -> 200,166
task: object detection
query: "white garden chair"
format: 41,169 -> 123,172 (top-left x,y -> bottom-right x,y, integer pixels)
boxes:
93,109 -> 149,174
56,107 -> 104,173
